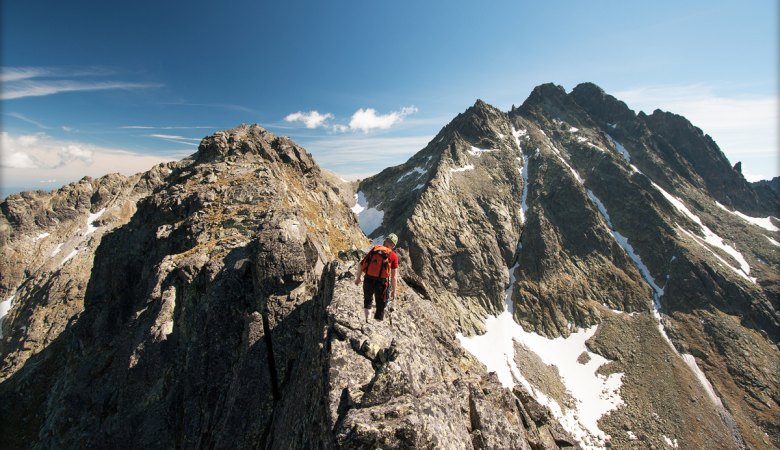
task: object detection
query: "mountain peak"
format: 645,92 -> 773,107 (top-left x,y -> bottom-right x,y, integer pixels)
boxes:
516,82 -> 581,121
195,124 -> 319,175
569,82 -> 636,125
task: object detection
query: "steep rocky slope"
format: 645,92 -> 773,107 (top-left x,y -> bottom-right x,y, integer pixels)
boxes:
356,83 -> 779,448
1,125 -> 578,449
1,82 -> 778,449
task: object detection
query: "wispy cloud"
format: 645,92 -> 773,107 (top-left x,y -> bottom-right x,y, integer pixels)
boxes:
159,101 -> 257,114
5,112 -> 52,129
285,111 -> 334,129
3,80 -> 162,100
0,66 -> 162,100
121,125 -> 215,130
146,134 -> 202,146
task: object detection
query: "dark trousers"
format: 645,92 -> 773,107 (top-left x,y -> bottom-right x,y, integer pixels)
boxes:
363,277 -> 388,321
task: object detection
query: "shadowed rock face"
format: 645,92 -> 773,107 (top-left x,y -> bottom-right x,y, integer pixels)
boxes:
1,82 -> 779,449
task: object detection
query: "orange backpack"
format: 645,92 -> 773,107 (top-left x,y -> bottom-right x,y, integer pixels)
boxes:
361,245 -> 393,279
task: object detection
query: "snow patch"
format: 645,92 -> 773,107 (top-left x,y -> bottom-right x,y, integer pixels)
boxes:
412,183 -> 425,191
766,236 -> 780,247
458,318 -> 624,449
458,241 -> 624,449
398,166 -> 426,182
677,227 -> 755,283
587,190 -> 664,306
520,155 -> 530,224
1,293 -> 17,338
352,192 -> 384,236
51,243 -> 64,256
569,127 -> 579,132
587,142 -> 606,152
606,135 -> 631,163
552,145 -> 583,184
86,208 -> 107,235
468,146 -> 498,157
34,232 -> 51,242
715,202 -> 779,232
511,126 -> 525,153
681,354 -> 723,407
587,189 -> 735,410
450,164 -> 475,173
577,136 -> 589,143
662,435 -> 679,448
61,249 -> 79,266
652,183 -> 755,283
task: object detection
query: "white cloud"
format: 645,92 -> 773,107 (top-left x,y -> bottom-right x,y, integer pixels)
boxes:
1,132 -> 175,191
145,134 -> 202,146
58,145 -> 93,166
0,66 -> 162,100
285,110 -> 334,129
0,67 -> 49,82
4,152 -> 41,169
347,106 -> 418,133
613,84 -> 778,179
2,80 -> 163,100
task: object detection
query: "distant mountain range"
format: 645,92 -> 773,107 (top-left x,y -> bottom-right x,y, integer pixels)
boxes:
1,83 -> 777,449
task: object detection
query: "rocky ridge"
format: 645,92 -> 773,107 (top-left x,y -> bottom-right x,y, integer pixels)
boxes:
1,81 -> 778,449
1,124 -> 582,449
356,82 -> 779,448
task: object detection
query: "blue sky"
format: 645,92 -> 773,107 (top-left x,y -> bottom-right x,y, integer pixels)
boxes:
2,0 -> 777,195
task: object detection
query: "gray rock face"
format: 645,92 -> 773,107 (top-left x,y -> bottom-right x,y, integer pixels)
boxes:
358,83 -> 779,448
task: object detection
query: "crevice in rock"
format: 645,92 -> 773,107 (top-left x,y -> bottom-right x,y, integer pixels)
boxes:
259,304 -> 280,402
402,275 -> 430,299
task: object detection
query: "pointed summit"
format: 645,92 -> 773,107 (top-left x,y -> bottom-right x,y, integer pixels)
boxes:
517,83 -> 569,112
569,82 -> 636,124
515,83 -> 588,127
195,124 -> 319,176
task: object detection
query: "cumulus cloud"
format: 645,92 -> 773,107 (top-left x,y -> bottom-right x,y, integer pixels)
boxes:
1,132 -> 93,168
58,145 -> 94,166
283,106 -> 419,133
285,110 -> 334,129
1,132 -> 175,191
347,106 -> 418,133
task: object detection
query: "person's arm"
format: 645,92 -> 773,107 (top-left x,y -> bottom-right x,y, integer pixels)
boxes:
391,267 -> 398,299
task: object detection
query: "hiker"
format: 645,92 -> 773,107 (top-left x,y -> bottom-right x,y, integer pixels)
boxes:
354,233 -> 399,323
